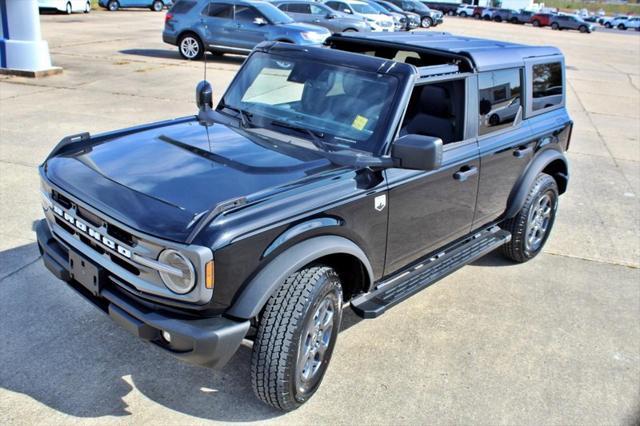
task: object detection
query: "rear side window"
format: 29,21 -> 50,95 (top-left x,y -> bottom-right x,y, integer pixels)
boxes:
170,0 -> 196,14
478,68 -> 522,136
235,6 -> 261,22
203,3 -> 233,18
532,62 -> 563,111
287,3 -> 311,13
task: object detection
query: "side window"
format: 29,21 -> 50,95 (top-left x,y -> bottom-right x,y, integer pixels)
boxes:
277,3 -> 288,12
288,3 -> 311,13
400,79 -> 466,145
478,68 -> 522,135
310,4 -> 327,14
325,2 -> 339,11
531,62 -> 563,112
203,2 -> 233,18
235,6 -> 262,22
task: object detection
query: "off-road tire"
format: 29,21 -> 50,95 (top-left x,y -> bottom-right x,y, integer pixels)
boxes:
501,173 -> 558,263
251,266 -> 343,411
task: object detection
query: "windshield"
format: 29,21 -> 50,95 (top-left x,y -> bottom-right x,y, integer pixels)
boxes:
366,2 -> 389,13
406,0 -> 428,12
221,52 -> 399,155
255,3 -> 294,23
351,2 -> 379,14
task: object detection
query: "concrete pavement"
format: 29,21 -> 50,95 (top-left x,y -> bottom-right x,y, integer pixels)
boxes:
0,12 -> 638,425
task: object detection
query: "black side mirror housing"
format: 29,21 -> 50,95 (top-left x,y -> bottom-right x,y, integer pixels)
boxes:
196,80 -> 213,110
479,99 -> 492,116
391,134 -> 443,171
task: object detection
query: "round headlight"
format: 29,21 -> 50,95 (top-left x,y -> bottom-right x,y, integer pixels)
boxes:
158,249 -> 196,294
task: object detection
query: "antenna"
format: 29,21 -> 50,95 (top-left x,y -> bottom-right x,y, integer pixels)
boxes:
204,0 -> 210,82
195,1 -> 215,128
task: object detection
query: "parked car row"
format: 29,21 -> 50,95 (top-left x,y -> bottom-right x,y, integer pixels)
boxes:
455,5 -> 597,34
39,0 -> 174,13
163,0 -> 444,60
600,15 -> 640,30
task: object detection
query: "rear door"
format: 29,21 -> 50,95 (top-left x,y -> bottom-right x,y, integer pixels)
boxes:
201,2 -> 237,48
473,67 -> 534,228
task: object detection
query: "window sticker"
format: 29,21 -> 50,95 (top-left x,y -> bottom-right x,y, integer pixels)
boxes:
352,115 -> 368,131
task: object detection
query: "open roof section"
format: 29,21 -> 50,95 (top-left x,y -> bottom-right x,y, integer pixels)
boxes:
328,32 -> 563,72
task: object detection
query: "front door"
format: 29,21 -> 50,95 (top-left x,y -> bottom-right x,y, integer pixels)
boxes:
234,5 -> 270,50
384,77 -> 479,275
201,2 -> 237,49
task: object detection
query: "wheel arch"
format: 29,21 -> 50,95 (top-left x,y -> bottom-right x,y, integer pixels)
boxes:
504,149 -> 568,219
226,235 -> 374,320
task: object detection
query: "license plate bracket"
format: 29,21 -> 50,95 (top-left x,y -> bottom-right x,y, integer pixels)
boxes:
69,250 -> 104,296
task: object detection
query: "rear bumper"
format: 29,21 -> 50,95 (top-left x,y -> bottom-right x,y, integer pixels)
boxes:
36,219 -> 250,369
162,31 -> 178,46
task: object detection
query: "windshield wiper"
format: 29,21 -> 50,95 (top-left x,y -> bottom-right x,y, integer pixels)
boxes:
270,120 -> 329,151
219,101 -> 252,128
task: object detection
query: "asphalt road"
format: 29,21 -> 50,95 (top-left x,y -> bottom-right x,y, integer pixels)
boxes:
1,11 -> 639,426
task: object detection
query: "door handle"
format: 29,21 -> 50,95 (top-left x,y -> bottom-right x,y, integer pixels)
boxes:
513,146 -> 533,158
453,166 -> 478,182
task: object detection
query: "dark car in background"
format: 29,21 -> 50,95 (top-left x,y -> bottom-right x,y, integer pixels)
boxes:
550,14 -> 595,33
163,0 -> 331,59
531,12 -> 553,27
472,6 -> 484,19
510,9 -> 533,24
419,1 -> 457,15
275,1 -> 371,33
491,8 -> 516,22
372,0 -> 420,30
386,0 -> 442,28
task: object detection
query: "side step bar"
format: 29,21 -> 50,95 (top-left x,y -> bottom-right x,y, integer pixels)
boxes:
351,226 -> 511,319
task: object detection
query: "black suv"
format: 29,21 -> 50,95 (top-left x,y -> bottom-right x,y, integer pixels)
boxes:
36,32 -> 571,411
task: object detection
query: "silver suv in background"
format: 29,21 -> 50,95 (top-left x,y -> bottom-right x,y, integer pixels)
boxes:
550,14 -> 595,33
274,1 -> 371,33
163,0 -> 331,59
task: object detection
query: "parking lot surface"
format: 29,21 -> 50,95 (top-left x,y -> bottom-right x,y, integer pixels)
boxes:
1,12 -> 639,425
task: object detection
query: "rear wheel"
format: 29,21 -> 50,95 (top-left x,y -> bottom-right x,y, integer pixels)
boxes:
459,11 -> 467,17
532,19 -> 540,27
551,22 -> 559,30
473,13 -> 480,19
65,2 -> 72,14
604,22 -> 612,28
494,16 -> 502,22
579,25 -> 588,33
107,0 -> 118,11
501,173 -> 558,263
421,16 -> 432,28
84,1 -> 90,13
151,1 -> 163,11
178,33 -> 204,60
251,266 -> 343,411
618,24 -> 626,30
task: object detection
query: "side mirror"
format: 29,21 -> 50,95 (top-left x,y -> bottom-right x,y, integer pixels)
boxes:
479,99 -> 492,115
327,13 -> 337,19
391,134 -> 443,171
253,17 -> 267,25
343,8 -> 352,14
196,80 -> 213,110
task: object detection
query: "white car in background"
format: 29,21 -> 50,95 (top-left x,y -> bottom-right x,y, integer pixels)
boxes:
456,4 -> 474,17
324,0 -> 395,31
603,15 -> 628,28
616,16 -> 640,30
39,0 -> 91,14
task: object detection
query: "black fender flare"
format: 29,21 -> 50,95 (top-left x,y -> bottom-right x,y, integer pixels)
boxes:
226,235 -> 374,319
504,149 -> 569,219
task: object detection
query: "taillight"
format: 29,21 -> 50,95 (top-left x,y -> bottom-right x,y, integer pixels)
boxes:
165,12 -> 173,23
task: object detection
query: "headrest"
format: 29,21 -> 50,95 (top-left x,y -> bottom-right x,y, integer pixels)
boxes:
419,85 -> 451,117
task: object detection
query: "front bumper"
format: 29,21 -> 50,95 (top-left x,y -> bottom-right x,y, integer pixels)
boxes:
36,219 -> 250,369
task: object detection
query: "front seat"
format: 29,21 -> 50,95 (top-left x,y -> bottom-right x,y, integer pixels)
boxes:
402,85 -> 455,143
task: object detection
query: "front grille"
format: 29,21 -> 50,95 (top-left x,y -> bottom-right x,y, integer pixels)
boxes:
107,223 -> 136,247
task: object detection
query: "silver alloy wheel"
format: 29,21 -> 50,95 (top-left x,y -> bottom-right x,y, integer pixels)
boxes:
153,1 -> 163,11
108,1 -> 118,11
296,296 -> 334,393
180,37 -> 200,59
421,17 -> 432,28
526,193 -> 552,252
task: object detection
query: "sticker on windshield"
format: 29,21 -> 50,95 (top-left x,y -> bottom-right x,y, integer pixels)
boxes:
352,115 -> 368,131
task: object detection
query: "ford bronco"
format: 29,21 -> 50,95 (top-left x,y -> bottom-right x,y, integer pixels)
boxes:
36,32 -> 570,411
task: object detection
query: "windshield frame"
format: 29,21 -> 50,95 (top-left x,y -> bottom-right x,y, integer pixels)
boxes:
218,47 -> 416,157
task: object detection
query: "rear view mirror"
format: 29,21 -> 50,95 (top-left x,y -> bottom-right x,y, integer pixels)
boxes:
391,134 -> 443,171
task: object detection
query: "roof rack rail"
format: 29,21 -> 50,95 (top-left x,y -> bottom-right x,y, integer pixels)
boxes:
416,63 -> 460,78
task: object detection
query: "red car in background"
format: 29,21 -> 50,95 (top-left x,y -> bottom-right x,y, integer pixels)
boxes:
531,13 -> 554,27
472,6 -> 485,18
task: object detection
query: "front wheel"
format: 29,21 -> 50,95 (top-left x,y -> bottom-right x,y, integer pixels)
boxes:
501,173 -> 558,263
551,22 -> 559,30
107,0 -> 118,11
604,22 -> 612,28
151,0 -> 163,11
84,1 -> 90,12
494,16 -> 502,22
532,19 -> 540,27
618,24 -> 626,30
65,2 -> 72,14
459,11 -> 467,17
251,266 -> 343,411
579,25 -> 588,33
421,16 -> 433,28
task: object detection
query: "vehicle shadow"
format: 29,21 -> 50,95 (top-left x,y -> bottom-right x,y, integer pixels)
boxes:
471,249 -> 515,267
119,49 -> 246,65
0,243 -> 282,421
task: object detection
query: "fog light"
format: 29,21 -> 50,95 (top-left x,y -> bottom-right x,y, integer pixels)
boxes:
162,330 -> 172,343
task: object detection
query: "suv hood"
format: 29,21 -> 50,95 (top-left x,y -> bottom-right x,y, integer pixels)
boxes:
44,118 -> 336,243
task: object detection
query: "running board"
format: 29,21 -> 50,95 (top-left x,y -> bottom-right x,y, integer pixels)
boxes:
351,226 -> 511,319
